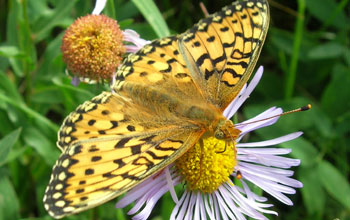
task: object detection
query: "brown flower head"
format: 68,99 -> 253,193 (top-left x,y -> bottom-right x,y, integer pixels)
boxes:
61,14 -> 125,82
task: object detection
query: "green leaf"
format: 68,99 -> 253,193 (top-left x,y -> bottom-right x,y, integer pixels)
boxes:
0,171 -> 20,220
0,46 -> 24,58
31,87 -> 63,104
303,102 -> 335,138
280,137 -> 318,167
0,128 -> 21,166
0,70 -> 23,102
318,161 -> 350,210
300,165 -> 325,218
321,64 -> 350,118
104,0 -> 116,19
308,42 -> 345,59
32,0 -> 78,42
0,92 -> 59,132
306,0 -> 349,29
344,47 -> 350,66
22,127 -> 60,166
269,28 -> 313,61
0,112 -> 15,138
161,192 -> 176,219
8,0 -> 37,74
269,28 -> 294,55
131,0 -> 170,38
115,1 -> 139,21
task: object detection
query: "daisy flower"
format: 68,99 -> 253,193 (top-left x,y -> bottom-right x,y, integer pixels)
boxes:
115,66 -> 304,220
82,1 -> 303,219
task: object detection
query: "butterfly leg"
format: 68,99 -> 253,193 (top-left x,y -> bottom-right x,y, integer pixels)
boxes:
194,138 -> 205,185
215,141 -> 227,154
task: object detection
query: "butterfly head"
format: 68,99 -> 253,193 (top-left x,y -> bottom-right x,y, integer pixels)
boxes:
214,120 -> 241,140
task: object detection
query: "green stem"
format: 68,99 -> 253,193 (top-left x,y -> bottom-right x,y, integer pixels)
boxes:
284,0 -> 305,99
22,0 -> 31,104
278,51 -> 288,74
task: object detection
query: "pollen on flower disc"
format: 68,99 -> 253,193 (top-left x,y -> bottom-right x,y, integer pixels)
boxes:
61,14 -> 125,81
176,137 -> 238,193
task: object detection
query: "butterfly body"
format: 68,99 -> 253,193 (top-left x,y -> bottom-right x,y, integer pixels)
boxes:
119,79 -> 221,128
44,0 -> 269,218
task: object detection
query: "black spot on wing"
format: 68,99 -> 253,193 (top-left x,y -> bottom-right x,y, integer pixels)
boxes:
127,125 -> 135,131
131,144 -> 142,154
115,137 -> 132,148
88,120 -> 96,126
195,53 -> 210,66
113,159 -> 126,168
85,169 -> 94,175
91,156 -> 102,162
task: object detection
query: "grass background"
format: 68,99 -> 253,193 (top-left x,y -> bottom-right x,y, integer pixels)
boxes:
0,0 -> 349,219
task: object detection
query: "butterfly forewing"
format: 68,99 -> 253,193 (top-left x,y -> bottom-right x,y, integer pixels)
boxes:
44,92 -> 203,217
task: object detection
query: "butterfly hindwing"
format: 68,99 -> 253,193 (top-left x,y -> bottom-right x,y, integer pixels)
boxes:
44,92 -> 204,218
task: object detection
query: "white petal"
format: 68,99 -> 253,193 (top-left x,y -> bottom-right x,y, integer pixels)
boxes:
238,148 -> 292,155
193,192 -> 201,220
212,194 -> 221,220
225,66 -> 264,118
236,132 -> 303,147
214,190 -> 234,220
238,162 -> 295,176
239,165 -> 302,188
165,167 -> 179,203
92,0 -> 107,15
236,107 -> 283,140
172,191 -> 190,220
204,193 -> 215,219
123,29 -> 151,52
243,173 -> 295,205
223,84 -> 247,119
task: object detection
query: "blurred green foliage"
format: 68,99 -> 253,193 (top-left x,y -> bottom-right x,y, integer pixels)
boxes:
0,0 -> 349,219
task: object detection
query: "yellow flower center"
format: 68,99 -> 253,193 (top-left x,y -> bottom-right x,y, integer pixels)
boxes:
175,137 -> 237,193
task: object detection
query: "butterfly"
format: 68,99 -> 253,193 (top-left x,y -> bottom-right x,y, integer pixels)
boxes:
43,0 -> 269,218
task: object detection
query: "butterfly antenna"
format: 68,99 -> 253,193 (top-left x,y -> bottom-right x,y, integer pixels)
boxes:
235,104 -> 311,127
199,2 -> 210,17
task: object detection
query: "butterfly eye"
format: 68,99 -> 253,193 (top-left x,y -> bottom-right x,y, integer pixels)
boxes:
214,129 -> 225,140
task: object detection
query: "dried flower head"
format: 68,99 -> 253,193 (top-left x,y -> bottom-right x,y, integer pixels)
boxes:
61,14 -> 125,82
